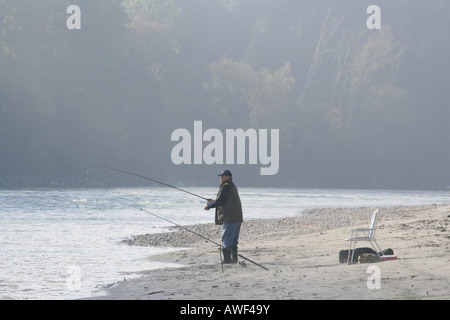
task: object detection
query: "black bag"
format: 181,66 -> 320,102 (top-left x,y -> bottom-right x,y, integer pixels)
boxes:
339,247 -> 377,263
339,247 -> 394,263
359,253 -> 381,263
380,248 -> 394,256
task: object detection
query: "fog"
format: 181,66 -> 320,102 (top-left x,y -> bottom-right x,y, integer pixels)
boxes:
1,0 -> 449,189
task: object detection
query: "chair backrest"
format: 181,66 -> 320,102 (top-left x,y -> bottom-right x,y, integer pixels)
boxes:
368,209 -> 380,237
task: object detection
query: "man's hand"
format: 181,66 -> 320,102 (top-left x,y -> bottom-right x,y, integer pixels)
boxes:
204,199 -> 214,210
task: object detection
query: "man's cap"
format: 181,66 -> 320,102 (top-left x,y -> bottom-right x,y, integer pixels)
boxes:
218,170 -> 232,177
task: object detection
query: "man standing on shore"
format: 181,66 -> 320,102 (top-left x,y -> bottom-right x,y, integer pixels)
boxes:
204,170 -> 243,264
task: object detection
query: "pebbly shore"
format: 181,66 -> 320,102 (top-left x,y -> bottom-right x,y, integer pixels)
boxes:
121,205 -> 437,248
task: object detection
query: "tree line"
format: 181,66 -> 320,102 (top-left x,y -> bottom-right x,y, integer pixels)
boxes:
1,0 -> 449,189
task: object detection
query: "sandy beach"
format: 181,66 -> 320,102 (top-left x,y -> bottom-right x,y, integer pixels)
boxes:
94,204 -> 450,300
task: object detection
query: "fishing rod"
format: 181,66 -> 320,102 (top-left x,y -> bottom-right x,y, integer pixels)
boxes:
140,208 -> 268,271
86,167 -> 268,270
86,167 -> 209,201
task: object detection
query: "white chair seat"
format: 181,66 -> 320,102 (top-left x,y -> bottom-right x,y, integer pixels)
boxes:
344,209 -> 383,264
345,236 -> 375,241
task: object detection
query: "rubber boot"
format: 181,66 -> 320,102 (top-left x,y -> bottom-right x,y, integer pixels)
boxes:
231,247 -> 238,263
222,248 -> 233,264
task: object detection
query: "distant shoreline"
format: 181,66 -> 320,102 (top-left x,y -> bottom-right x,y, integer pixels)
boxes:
2,176 -> 450,191
121,205 -> 435,248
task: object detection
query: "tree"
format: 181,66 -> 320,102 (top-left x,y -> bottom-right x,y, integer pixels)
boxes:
207,56 -> 295,128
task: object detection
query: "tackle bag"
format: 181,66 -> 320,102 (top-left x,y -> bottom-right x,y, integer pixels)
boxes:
358,253 -> 381,263
339,248 -> 394,263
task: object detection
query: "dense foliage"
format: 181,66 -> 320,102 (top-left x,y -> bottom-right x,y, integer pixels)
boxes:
1,0 -> 449,189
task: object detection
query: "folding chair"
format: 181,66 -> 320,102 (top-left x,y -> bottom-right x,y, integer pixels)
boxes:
345,209 -> 383,264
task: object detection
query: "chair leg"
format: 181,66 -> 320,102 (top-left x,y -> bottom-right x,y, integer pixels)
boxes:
347,242 -> 351,264
346,240 -> 383,264
371,240 -> 383,257
347,241 -> 356,264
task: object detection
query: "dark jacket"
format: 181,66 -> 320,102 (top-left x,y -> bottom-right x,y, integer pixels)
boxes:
207,179 -> 243,225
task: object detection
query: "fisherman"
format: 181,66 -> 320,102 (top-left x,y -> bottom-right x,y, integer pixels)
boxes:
204,170 -> 243,264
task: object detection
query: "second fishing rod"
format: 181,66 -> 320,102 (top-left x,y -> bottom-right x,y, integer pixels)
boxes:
139,208 -> 268,271
87,167 -> 268,271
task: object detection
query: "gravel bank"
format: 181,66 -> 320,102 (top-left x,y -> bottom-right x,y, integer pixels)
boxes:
121,205 -> 436,248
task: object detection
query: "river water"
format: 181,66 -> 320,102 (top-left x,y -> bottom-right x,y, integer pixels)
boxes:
1,187 -> 449,300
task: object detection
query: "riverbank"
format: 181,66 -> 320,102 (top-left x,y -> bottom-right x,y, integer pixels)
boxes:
94,205 -> 450,300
